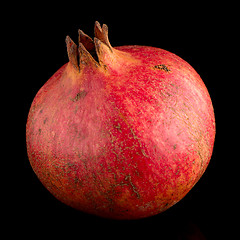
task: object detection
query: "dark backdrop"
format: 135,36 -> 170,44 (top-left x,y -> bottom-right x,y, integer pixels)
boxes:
13,2 -> 229,239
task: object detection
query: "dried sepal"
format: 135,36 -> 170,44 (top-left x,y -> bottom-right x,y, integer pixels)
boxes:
78,41 -> 99,68
66,36 -> 79,72
78,29 -> 95,53
94,21 -> 112,51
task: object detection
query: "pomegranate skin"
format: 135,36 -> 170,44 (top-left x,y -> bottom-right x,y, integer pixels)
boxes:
26,22 -> 215,220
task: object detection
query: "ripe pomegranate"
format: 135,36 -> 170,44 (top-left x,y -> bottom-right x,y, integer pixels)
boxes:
26,21 -> 215,219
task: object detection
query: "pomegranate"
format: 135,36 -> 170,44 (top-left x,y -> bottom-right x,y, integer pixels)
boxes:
26,21 -> 215,219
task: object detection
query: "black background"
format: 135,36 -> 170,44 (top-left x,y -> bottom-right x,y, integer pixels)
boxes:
10,2 -> 234,239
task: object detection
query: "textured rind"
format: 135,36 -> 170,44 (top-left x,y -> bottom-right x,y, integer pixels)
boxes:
26,45 -> 215,219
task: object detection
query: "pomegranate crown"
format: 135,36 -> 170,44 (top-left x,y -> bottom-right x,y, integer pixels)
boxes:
66,21 -> 113,72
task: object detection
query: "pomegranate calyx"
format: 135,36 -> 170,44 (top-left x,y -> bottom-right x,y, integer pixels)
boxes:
66,21 -> 116,73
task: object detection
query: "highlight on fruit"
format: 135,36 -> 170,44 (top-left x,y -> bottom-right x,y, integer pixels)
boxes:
26,21 -> 216,219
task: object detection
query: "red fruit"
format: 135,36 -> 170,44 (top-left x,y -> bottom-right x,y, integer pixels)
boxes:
26,22 -> 215,219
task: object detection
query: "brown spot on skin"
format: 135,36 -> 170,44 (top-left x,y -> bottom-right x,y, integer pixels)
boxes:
153,64 -> 171,72
113,123 -> 122,132
70,90 -> 87,102
124,175 -> 141,199
141,149 -> 149,158
43,118 -> 48,124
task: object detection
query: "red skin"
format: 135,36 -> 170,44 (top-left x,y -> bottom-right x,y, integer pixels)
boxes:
26,27 -> 215,219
